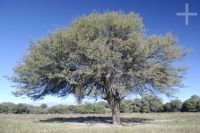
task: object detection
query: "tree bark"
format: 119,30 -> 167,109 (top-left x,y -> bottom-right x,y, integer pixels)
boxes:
104,71 -> 121,125
110,89 -> 121,125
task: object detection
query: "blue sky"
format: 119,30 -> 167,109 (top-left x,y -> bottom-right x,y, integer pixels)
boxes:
0,0 -> 200,105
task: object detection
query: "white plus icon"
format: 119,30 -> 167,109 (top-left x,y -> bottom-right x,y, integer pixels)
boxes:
176,3 -> 198,25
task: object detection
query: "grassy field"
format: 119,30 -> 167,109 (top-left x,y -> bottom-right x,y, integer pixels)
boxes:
0,113 -> 200,133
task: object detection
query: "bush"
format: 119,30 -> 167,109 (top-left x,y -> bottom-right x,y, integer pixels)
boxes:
196,100 -> 200,112
140,99 -> 150,113
163,100 -> 182,112
29,106 -> 48,114
140,96 -> 162,113
66,105 -> 77,113
48,105 -> 68,114
163,102 -> 171,112
120,100 -> 132,113
94,104 -> 105,114
76,104 -> 95,114
0,102 -> 17,113
0,104 -> 8,113
13,104 -> 30,114
40,104 -> 48,109
181,95 -> 200,112
1,95 -> 200,114
170,100 -> 182,112
131,99 -> 142,112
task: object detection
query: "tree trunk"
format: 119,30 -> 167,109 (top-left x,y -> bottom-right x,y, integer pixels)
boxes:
104,71 -> 121,125
110,89 -> 121,125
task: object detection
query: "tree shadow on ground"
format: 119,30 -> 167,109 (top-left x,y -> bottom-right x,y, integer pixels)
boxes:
39,116 -> 152,124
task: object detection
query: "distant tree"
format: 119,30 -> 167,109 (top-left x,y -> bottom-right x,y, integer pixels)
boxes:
144,96 -> 163,112
131,98 -> 142,112
191,95 -> 200,100
140,99 -> 150,113
66,105 -> 77,113
48,105 -> 68,114
196,100 -> 200,112
181,100 -> 194,112
94,103 -> 106,114
120,100 -> 132,113
0,102 -> 17,113
138,96 -> 162,113
181,95 -> 200,112
96,101 -> 109,108
9,12 -> 188,124
163,102 -> 172,112
76,104 -> 94,114
29,106 -> 48,114
13,104 -> 30,114
83,104 -> 95,114
0,104 -> 8,113
40,103 -> 48,109
170,99 -> 182,112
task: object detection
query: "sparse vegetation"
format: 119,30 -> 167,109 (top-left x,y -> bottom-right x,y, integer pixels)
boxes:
0,113 -> 200,133
1,95 -> 200,114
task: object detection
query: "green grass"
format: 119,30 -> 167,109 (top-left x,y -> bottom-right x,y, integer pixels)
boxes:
0,113 -> 200,133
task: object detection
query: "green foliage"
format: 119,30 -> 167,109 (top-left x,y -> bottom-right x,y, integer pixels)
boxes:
48,105 -> 69,114
76,104 -> 95,114
181,95 -> 200,112
1,95 -> 200,114
119,96 -> 162,113
13,104 -> 30,114
0,104 -> 9,113
66,105 -> 78,113
163,102 -> 172,112
9,11 -> 187,102
137,96 -> 163,113
0,102 -> 17,113
120,100 -> 132,113
47,103 -> 106,114
140,99 -> 150,113
29,106 -> 48,114
94,102 -> 106,114
196,100 -> 200,112
163,99 -> 182,112
131,98 -> 142,112
144,96 -> 163,112
170,99 -> 182,112
40,103 -> 48,108
9,11 -> 188,124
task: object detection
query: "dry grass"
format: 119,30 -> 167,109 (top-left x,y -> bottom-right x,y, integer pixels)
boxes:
0,113 -> 200,133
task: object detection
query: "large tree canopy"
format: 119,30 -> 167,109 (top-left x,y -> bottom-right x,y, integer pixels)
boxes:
10,12 -> 187,124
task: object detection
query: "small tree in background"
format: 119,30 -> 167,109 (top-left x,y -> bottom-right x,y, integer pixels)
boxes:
132,98 -> 142,112
196,100 -> 200,112
140,99 -> 150,113
40,103 -> 48,109
147,96 -> 163,112
163,102 -> 172,112
170,99 -> 182,112
181,95 -> 200,112
120,100 -> 132,113
0,102 -> 16,113
0,104 -> 8,114
13,104 -> 30,114
9,12 -> 187,124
